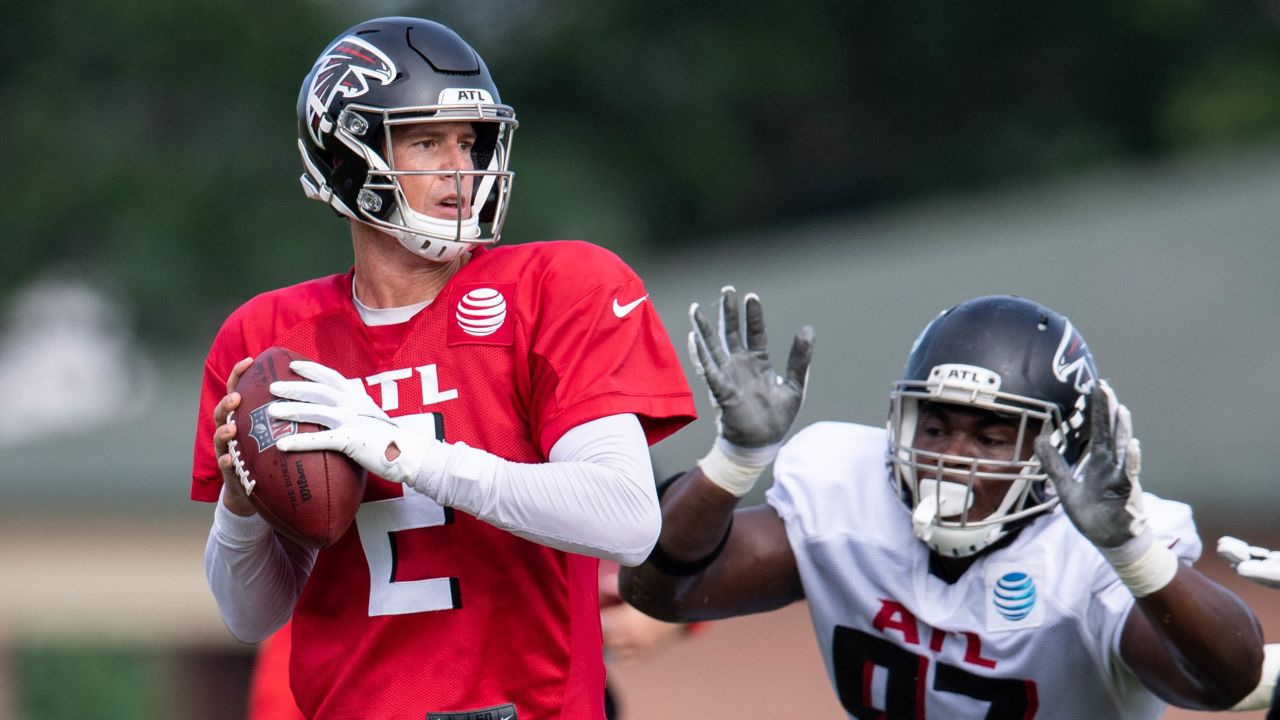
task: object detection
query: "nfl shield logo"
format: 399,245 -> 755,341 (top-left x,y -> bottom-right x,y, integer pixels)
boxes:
248,401 -> 296,452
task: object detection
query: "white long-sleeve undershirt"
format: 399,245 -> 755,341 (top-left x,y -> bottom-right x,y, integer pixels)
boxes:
204,412 -> 658,642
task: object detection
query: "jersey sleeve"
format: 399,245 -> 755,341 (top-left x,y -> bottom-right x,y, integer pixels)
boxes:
190,310 -> 253,502
190,273 -> 352,503
766,422 -> 886,538
524,243 -> 695,454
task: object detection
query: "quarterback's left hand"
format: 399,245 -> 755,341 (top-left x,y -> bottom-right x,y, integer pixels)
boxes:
268,360 -> 439,487
1035,379 -> 1145,549
1218,536 -> 1280,589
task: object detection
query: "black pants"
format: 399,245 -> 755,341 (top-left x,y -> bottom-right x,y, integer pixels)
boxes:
604,683 -> 619,720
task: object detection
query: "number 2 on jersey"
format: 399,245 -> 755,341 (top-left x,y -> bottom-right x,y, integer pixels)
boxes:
354,411 -> 460,616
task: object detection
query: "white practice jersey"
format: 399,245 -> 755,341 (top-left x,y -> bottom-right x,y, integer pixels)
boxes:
765,421 -> 1200,720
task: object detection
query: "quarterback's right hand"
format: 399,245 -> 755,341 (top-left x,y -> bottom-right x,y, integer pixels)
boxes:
214,356 -> 257,516
689,286 -> 814,451
1218,536 -> 1280,589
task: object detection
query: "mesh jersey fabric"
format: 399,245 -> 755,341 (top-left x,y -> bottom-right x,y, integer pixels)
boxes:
191,241 -> 695,720
765,421 -> 1200,720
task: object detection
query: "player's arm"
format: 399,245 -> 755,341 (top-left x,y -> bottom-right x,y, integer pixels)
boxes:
204,356 -> 316,642
621,287 -> 814,621
1211,538 -> 1280,712
1035,382 -> 1264,710
1117,567 -> 1264,709
620,467 -> 801,622
264,361 -> 665,565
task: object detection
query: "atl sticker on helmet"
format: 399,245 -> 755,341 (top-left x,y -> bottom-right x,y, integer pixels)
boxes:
440,88 -> 494,104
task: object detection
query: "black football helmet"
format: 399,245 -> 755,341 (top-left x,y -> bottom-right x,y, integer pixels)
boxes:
887,295 -> 1098,557
296,17 -> 517,261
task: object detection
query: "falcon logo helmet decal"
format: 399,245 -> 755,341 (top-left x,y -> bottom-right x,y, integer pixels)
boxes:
1052,320 -> 1096,395
305,36 -> 397,147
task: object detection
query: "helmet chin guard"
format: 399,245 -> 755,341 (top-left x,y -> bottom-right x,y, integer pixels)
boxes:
888,296 -> 1097,557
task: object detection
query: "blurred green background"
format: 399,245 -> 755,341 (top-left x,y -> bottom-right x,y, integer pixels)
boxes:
1,1 -> 1278,718
5,0 -> 1278,344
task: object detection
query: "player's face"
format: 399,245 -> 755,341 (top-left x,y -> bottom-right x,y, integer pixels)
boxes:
389,122 -> 477,221
912,402 -> 1040,521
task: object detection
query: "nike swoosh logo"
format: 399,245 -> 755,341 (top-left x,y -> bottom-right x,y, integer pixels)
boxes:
612,295 -> 649,318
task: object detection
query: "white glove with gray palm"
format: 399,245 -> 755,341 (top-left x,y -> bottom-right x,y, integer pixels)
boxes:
688,286 -> 814,496
1035,380 -> 1177,596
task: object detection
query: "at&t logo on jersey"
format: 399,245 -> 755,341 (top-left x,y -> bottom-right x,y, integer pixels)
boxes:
457,287 -> 507,336
985,562 -> 1045,631
449,283 -> 515,346
993,572 -> 1036,621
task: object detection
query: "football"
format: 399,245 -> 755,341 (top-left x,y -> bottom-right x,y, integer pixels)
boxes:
228,346 -> 366,548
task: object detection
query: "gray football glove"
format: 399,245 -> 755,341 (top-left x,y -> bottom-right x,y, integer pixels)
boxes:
688,286 -> 815,451
1037,380 -> 1177,597
1035,379 -> 1145,549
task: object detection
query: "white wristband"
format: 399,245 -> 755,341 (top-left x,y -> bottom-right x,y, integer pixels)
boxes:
1098,531 -> 1179,598
1230,643 -> 1280,711
697,438 -> 774,497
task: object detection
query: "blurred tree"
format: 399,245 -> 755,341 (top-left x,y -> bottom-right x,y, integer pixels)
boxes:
1,0 -> 1277,343
0,0 -> 345,342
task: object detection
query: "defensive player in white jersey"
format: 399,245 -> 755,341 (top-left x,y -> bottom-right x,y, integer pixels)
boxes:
620,289 -> 1263,718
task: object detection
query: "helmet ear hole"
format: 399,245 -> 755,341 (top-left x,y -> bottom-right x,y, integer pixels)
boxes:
478,194 -> 497,223
470,122 -> 499,168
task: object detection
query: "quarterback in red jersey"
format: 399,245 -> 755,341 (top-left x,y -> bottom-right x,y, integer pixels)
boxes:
192,17 -> 694,720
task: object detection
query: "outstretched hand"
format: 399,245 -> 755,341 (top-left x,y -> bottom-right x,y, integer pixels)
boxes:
1218,536 -> 1280,589
688,286 -> 814,450
1034,380 -> 1145,549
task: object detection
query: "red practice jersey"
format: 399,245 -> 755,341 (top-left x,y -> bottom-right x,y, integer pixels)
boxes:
191,241 -> 695,720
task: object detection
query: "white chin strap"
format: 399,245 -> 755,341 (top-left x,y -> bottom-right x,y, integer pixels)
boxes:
912,479 -> 1003,557
384,207 -> 479,263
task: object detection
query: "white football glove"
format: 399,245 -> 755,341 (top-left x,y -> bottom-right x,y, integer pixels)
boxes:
688,287 -> 814,496
1218,536 -> 1280,589
268,360 -> 443,488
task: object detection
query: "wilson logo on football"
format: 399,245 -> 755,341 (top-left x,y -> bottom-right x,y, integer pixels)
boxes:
456,287 -> 508,337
